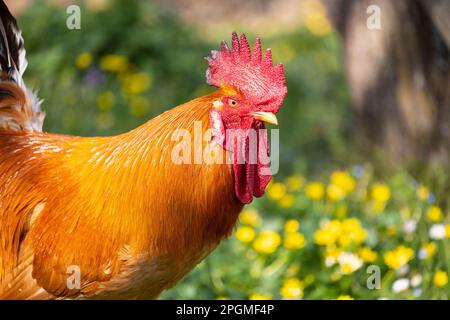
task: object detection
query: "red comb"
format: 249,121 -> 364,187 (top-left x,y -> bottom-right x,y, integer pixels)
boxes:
205,32 -> 287,113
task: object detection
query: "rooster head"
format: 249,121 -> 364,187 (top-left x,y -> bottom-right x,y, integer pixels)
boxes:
205,32 -> 287,204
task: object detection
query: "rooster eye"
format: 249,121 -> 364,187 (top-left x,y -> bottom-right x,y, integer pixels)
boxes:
228,99 -> 237,107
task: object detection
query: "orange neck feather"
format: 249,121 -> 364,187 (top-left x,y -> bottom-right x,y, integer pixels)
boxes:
54,89 -> 243,258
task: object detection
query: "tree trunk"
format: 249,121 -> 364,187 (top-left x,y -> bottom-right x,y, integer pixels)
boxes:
325,0 -> 450,168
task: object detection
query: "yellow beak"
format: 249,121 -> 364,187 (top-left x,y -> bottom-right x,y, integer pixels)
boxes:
250,111 -> 278,125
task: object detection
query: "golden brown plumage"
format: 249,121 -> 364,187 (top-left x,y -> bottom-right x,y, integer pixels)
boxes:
0,89 -> 244,299
0,1 -> 287,299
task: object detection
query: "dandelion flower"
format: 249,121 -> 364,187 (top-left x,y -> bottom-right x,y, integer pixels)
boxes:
75,52 -> 93,69
418,242 -> 436,260
305,182 -> 325,200
284,232 -> 306,250
100,54 -> 128,73
416,185 -> 429,200
325,246 -> 342,267
331,171 -> 356,194
279,194 -> 295,208
253,231 -> 281,254
240,208 -> 259,226
305,10 -> 332,36
336,295 -> 353,300
371,183 -> 391,203
267,182 -> 287,201
285,175 -> 304,192
284,219 -> 300,233
236,226 -> 255,243
122,72 -> 151,96
384,246 -> 414,270
445,224 -> 450,238
314,220 -> 341,246
342,218 -> 367,245
358,247 -> 378,263
426,206 -> 443,222
280,278 -> 303,299
327,184 -> 345,201
433,271 -> 448,288
249,294 -> 271,300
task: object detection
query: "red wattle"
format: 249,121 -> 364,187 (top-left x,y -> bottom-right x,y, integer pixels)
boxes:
232,126 -> 271,204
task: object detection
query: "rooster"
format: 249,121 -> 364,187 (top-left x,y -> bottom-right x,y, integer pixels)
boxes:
0,1 -> 287,299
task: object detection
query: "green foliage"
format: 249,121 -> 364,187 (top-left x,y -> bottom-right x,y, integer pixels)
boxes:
163,166 -> 450,300
21,0 -> 210,136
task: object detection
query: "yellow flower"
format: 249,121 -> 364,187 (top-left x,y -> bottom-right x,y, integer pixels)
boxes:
314,220 -> 341,246
371,184 -> 391,203
249,294 -> 271,300
279,194 -> 295,208
338,252 -> 363,274
285,219 -> 300,233
358,247 -> 378,263
384,246 -> 414,270
236,226 -> 255,243
305,11 -> 332,36
336,295 -> 353,300
253,231 -> 281,254
240,208 -> 260,226
427,206 -> 443,222
305,182 -> 325,200
315,218 -> 366,248
327,184 -> 345,201
129,96 -> 150,118
96,91 -> 115,111
284,232 -> 306,250
331,171 -> 356,194
100,54 -> 128,73
75,52 -> 93,69
285,175 -> 304,192
216,296 -> 229,300
324,246 -> 342,267
445,224 -> 450,238
267,182 -> 287,201
417,185 -> 429,200
433,271 -> 448,288
342,218 -> 366,245
420,242 -> 437,259
280,278 -> 303,299
122,72 -> 151,96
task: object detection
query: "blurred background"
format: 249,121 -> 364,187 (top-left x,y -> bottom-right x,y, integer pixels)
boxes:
6,0 -> 450,299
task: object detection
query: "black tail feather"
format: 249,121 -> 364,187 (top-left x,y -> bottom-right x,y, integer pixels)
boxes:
0,0 -> 27,85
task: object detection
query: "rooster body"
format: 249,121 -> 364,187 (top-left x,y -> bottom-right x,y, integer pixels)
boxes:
0,1 -> 286,299
0,92 -> 242,299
